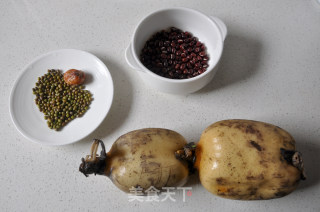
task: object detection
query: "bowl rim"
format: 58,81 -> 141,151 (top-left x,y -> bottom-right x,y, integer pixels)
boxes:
131,7 -> 224,84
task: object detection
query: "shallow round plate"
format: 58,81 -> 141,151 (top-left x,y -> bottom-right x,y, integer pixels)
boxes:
9,49 -> 114,146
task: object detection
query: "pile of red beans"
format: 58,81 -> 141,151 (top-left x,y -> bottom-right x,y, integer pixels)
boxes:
140,27 -> 209,79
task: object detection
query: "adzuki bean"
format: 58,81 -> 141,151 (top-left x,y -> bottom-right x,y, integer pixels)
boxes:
140,27 -> 210,79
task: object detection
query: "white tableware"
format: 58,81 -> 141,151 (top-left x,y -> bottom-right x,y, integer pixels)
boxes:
9,49 -> 114,146
125,7 -> 227,95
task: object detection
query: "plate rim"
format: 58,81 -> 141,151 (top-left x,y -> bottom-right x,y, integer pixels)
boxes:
9,48 -> 114,146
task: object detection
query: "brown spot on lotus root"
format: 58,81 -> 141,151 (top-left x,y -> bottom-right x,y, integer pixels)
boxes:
117,157 -> 127,163
246,125 -> 263,140
275,191 -> 287,197
140,154 -> 154,160
148,177 -> 155,185
249,140 -> 262,151
226,188 -> 239,196
247,174 -> 264,180
235,123 -> 246,130
273,173 -> 284,178
280,180 -> 291,189
248,187 -> 258,195
216,177 -> 227,185
259,160 -> 269,168
219,132 -> 225,137
140,161 -> 161,173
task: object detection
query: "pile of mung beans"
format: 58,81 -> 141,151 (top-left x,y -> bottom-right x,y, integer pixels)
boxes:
32,69 -> 92,130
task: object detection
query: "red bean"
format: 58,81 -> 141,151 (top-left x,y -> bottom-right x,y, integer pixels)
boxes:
195,62 -> 201,67
193,57 -> 198,63
198,69 -> 205,74
203,56 -> 209,61
182,57 -> 188,62
199,51 -> 206,57
180,63 -> 186,70
179,44 -> 186,49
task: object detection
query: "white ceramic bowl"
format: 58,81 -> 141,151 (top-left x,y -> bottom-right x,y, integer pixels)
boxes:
125,7 -> 227,95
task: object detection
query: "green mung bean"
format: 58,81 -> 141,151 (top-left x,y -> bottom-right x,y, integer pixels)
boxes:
32,69 -> 93,130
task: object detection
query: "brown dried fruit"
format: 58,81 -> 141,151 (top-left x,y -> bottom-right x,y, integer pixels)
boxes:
63,69 -> 85,85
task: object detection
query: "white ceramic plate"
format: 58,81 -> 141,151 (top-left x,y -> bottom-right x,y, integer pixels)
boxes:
9,49 -> 114,145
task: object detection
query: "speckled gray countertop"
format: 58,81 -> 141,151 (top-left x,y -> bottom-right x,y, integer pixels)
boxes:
1,0 -> 320,211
